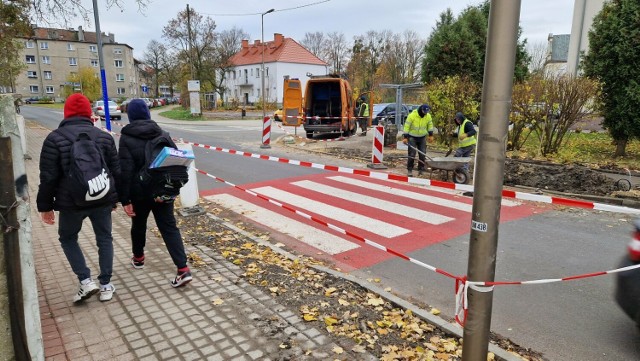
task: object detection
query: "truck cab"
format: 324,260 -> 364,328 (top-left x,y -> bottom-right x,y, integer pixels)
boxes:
283,75 -> 359,139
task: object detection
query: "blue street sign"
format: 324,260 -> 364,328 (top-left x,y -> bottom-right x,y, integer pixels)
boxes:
142,85 -> 148,93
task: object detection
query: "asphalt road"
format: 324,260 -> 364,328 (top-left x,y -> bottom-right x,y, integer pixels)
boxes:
22,105 -> 640,360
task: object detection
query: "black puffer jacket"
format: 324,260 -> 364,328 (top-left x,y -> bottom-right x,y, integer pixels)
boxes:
36,117 -> 121,211
117,119 -> 177,205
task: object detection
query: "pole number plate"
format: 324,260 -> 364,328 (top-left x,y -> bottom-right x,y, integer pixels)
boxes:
471,221 -> 488,232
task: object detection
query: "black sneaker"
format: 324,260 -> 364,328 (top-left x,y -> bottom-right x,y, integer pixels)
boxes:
171,271 -> 193,288
131,256 -> 145,269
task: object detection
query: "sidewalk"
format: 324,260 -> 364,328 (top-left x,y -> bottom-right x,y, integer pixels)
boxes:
26,123 -> 376,360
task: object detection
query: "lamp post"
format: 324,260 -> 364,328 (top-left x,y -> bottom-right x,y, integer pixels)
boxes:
260,8 -> 274,149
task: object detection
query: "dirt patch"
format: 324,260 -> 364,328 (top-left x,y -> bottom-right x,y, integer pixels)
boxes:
179,208 -> 546,361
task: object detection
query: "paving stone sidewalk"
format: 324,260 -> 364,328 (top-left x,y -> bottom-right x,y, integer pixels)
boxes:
26,123 -> 374,360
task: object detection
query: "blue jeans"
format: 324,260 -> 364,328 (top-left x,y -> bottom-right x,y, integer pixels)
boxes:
407,136 -> 427,171
455,145 -> 475,172
130,199 -> 187,269
58,205 -> 113,285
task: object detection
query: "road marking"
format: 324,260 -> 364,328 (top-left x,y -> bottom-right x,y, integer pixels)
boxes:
205,194 -> 358,254
249,186 -> 410,238
292,180 -> 454,224
329,176 -> 521,208
329,176 -> 472,212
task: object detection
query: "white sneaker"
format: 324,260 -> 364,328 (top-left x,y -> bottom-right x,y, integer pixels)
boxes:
99,284 -> 116,302
73,279 -> 99,303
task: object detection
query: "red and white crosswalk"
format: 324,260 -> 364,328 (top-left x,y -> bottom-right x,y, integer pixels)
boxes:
203,173 -> 544,270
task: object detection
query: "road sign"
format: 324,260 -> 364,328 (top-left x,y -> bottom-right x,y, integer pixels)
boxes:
142,85 -> 148,93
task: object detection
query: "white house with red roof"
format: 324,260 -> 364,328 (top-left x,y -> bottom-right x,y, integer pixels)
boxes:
223,33 -> 328,106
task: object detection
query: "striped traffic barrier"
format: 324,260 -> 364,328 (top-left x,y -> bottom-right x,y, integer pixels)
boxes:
261,116 -> 271,149
367,125 -> 386,169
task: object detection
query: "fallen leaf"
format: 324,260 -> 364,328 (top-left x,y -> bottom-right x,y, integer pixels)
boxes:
352,345 -> 366,353
338,298 -> 350,306
431,308 -> 441,315
211,298 -> 224,305
332,346 -> 344,354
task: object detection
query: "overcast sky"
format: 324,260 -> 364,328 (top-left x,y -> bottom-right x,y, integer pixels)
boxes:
76,0 -> 576,59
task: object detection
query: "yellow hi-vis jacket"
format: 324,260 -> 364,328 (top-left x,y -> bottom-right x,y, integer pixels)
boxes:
403,109 -> 434,137
458,118 -> 477,148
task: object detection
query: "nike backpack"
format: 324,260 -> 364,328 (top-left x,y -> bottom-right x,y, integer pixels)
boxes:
137,132 -> 189,203
59,129 -> 114,207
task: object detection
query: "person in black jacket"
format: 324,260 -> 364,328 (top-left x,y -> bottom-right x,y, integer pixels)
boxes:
37,93 -> 121,302
117,99 -> 192,288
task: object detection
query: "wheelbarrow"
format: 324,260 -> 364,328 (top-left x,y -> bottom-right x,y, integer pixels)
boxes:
407,143 -> 472,184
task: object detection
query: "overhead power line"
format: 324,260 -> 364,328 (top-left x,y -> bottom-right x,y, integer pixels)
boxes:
200,0 -> 330,17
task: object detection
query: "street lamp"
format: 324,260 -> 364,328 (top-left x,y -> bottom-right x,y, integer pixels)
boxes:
261,9 -> 274,120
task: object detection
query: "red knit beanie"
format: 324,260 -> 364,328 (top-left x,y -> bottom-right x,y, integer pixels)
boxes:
64,93 -> 92,118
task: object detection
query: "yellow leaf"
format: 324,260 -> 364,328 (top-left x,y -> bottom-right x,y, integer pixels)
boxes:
269,287 -> 279,293
487,352 -> 495,360
211,298 -> 224,305
431,308 -> 441,315
324,287 -> 337,296
352,345 -> 366,353
232,259 -> 242,265
303,314 -> 317,321
338,298 -> 350,306
367,297 -> 384,306
332,346 -> 344,354
324,316 -> 339,326
377,328 -> 389,335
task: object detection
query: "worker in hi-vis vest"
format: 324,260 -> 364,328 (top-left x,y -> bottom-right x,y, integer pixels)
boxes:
402,104 -> 434,177
452,112 -> 477,173
357,96 -> 369,136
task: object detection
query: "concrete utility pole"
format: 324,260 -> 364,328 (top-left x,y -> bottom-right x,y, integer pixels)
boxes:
461,1 -> 521,360
92,0 -> 111,131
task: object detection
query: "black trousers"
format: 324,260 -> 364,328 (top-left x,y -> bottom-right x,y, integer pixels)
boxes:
407,135 -> 427,171
131,199 -> 187,269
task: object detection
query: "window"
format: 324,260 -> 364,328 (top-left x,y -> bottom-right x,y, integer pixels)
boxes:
89,45 -> 97,52
44,71 -> 52,80
69,57 -> 77,66
113,48 -> 122,55
27,71 -> 37,78
25,41 -> 34,48
67,43 -> 74,51
114,60 -> 123,68
266,67 -> 269,77
250,68 -> 253,76
45,86 -> 54,94
256,67 -> 260,78
42,56 -> 50,64
116,74 -> 125,82
26,55 -> 36,64
29,85 -> 39,93
40,42 -> 49,50
91,59 -> 98,67
117,87 -> 126,95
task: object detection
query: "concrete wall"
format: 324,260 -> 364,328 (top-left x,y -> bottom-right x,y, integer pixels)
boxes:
0,231 -> 14,360
566,0 -> 606,76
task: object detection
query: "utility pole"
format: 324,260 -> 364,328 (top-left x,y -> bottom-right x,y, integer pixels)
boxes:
92,0 -> 111,131
461,1 -> 521,360
187,4 -> 194,79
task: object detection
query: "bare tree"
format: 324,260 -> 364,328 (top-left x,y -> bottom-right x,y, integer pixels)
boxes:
159,49 -> 182,98
214,27 -> 249,103
324,32 -> 348,75
528,41 -> 549,75
301,32 -> 325,58
143,40 -> 167,97
30,0 -> 149,26
162,6 -> 217,92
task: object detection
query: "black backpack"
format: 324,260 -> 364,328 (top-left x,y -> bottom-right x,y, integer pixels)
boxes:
138,132 -> 189,203
59,129 -> 114,207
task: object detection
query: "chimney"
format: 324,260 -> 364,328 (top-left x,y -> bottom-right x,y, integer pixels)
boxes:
274,33 -> 284,47
241,39 -> 248,49
78,26 -> 84,41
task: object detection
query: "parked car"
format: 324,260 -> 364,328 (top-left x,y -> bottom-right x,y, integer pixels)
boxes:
372,103 -> 410,126
92,100 -> 122,120
615,218 -> 640,329
119,98 -> 136,113
24,96 -> 41,104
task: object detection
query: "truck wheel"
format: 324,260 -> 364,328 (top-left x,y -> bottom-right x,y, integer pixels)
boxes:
306,131 -> 313,139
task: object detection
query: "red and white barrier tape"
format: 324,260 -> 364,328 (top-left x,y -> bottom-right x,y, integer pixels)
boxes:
102,126 -> 640,326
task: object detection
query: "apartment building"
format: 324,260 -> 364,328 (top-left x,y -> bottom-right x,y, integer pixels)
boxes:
15,26 -> 138,101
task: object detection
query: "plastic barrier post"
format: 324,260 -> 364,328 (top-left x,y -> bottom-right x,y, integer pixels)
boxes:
261,116 -> 271,149
367,125 -> 387,169
176,142 -> 205,216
